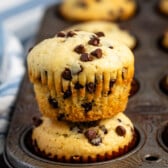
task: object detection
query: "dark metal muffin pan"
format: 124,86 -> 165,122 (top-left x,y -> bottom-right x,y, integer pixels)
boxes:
4,0 -> 168,167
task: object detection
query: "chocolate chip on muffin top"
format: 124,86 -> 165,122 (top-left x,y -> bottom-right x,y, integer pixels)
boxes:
95,31 -> 105,37
90,48 -> 102,58
88,36 -> 100,46
56,31 -> 66,37
116,125 -> 126,136
74,44 -> 86,54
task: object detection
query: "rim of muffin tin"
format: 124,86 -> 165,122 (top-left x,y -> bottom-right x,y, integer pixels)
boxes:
19,125 -> 145,167
154,71 -> 168,98
3,151 -> 14,168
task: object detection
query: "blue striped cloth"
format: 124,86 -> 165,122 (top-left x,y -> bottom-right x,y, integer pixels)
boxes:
0,0 -> 60,153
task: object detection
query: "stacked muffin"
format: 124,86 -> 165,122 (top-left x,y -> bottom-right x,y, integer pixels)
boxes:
27,30 -> 137,163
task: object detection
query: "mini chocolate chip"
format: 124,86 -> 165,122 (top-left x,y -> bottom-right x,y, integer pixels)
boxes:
122,67 -> 128,80
86,82 -> 96,93
80,53 -> 93,62
84,128 -> 98,140
57,31 -> 66,37
88,36 -> 100,46
117,118 -> 122,122
116,125 -> 126,136
48,96 -> 58,108
74,82 -> 84,89
84,128 -> 102,146
99,125 -> 108,134
90,48 -> 102,58
67,31 -> 77,37
74,44 -> 85,54
109,46 -> 114,49
95,32 -> 105,37
90,136 -> 102,146
109,79 -> 116,88
63,89 -> 72,99
62,68 -> 72,80
32,117 -> 42,127
57,113 -> 65,121
77,65 -> 83,74
81,102 -> 92,113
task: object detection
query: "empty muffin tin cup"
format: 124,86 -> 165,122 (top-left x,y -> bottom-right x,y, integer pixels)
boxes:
157,122 -> 168,152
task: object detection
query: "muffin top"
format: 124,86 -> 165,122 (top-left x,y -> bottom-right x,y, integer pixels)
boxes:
66,21 -> 136,49
159,0 -> 168,16
32,112 -> 136,160
60,0 -> 137,21
27,30 -> 134,86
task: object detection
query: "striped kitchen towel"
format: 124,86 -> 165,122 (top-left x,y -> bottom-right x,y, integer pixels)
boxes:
0,0 -> 60,153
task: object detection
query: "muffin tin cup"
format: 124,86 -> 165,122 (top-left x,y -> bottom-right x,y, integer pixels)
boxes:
17,126 -> 143,167
4,123 -> 144,168
4,0 -> 168,167
157,121 -> 168,153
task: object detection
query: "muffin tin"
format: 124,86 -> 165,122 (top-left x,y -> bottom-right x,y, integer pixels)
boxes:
4,0 -> 168,167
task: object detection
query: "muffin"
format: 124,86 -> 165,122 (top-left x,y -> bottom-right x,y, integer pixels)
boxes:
158,0 -> 168,16
66,21 -> 136,50
31,112 -> 137,163
27,30 -> 134,122
161,30 -> 168,50
60,0 -> 137,21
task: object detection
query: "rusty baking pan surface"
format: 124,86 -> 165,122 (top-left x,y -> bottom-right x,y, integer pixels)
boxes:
4,0 -> 168,167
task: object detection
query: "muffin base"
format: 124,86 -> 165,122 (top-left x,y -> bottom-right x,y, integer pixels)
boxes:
34,80 -> 132,122
30,114 -> 138,163
30,130 -> 137,163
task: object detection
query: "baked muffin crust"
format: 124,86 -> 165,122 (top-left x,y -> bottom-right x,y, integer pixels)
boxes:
32,113 -> 136,162
27,31 -> 134,121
